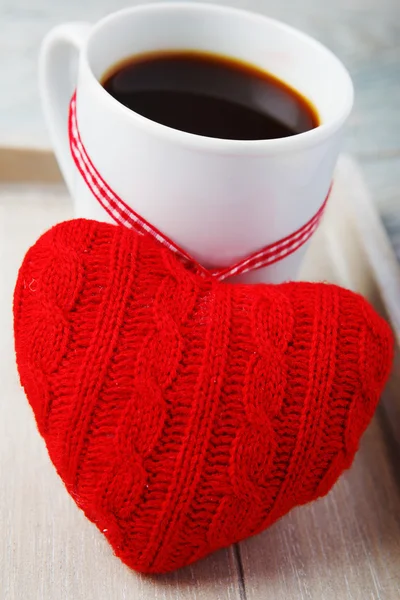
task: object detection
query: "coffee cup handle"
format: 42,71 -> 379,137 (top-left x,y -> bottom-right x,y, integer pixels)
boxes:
39,23 -> 91,195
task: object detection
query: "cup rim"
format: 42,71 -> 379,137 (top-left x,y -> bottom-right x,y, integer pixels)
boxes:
82,2 -> 354,154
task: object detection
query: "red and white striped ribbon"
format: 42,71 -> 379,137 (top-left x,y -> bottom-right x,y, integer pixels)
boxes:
69,92 -> 329,281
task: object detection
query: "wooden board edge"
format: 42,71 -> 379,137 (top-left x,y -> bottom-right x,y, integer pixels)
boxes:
0,147 -> 62,183
342,155 -> 400,345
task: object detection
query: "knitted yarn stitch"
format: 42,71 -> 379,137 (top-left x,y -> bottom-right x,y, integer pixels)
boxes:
14,219 -> 393,573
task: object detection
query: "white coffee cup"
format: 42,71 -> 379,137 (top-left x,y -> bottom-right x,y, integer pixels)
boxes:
39,2 -> 353,283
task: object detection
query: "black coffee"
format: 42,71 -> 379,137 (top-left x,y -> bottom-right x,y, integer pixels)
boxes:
102,51 -> 319,140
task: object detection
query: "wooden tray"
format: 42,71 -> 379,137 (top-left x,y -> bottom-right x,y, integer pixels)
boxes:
1,150 -> 399,600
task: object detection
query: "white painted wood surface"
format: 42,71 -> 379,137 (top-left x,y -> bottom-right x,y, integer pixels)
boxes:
1,154 -> 399,599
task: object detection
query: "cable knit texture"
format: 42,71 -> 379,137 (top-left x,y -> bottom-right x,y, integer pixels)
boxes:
14,218 -> 393,573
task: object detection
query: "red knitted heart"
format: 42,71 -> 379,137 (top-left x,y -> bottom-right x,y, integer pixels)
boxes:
14,219 -> 393,574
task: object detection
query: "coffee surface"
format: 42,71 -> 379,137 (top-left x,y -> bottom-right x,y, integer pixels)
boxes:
102,51 -> 319,140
